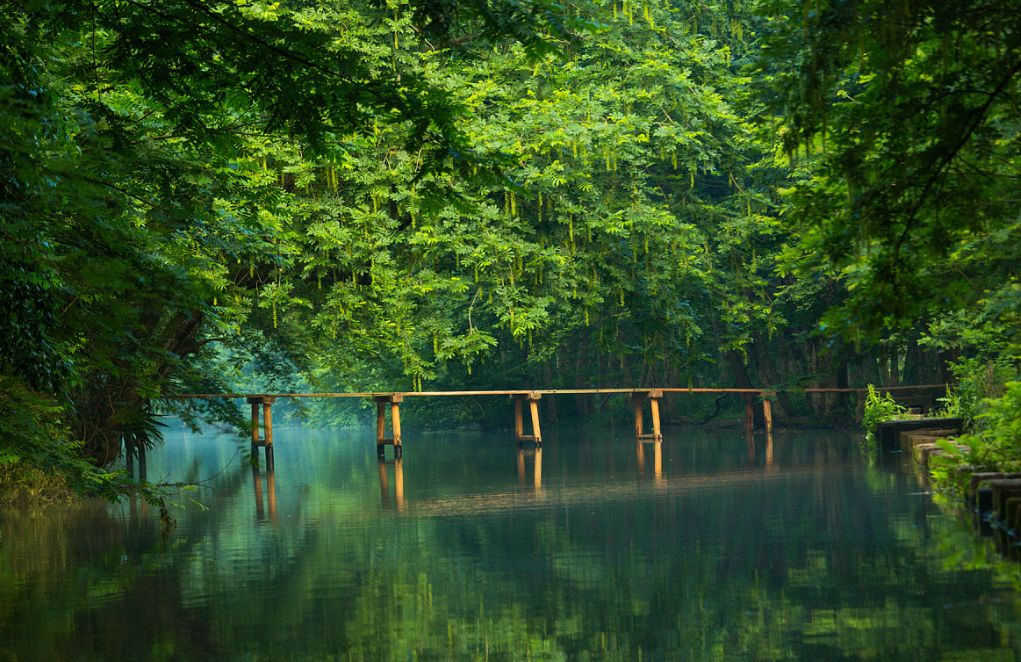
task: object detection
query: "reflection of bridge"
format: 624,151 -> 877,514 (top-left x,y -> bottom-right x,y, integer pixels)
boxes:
368,434 -> 792,518
171,384 -> 944,467
258,433 -> 780,518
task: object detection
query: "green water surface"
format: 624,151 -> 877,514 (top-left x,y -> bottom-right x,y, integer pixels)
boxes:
2,426 -> 1020,660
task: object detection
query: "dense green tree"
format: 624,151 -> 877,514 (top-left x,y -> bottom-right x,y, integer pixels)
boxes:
0,0 -> 568,485
754,0 -> 1020,348
4,0 -> 1016,496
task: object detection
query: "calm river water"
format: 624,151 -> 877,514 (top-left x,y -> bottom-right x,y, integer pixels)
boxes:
2,425 -> 1020,660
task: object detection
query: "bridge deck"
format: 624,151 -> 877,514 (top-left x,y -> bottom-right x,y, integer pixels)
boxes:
173,383 -> 947,399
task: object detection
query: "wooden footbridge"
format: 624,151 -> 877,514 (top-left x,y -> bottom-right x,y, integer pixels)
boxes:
173,384 -> 947,469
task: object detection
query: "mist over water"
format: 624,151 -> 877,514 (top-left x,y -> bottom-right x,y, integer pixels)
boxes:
2,425 -> 1019,659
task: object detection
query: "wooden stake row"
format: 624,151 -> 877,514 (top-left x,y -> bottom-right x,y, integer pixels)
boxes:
235,390 -> 775,467
514,393 -> 543,446
375,395 -> 403,459
633,389 -> 664,442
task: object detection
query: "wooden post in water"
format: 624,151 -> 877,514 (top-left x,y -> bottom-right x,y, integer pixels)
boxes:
374,395 -> 403,459
251,400 -> 260,443
250,398 -> 260,463
248,396 -> 275,468
391,395 -> 403,458
263,397 -> 275,471
376,399 -> 386,458
744,395 -> 755,431
513,394 -> 542,446
518,450 -> 526,484
649,390 -> 663,441
633,390 -> 662,442
529,392 -> 542,446
762,396 -> 773,434
533,448 -> 542,490
263,399 -> 274,446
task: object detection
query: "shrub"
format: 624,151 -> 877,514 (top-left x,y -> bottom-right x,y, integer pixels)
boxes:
862,384 -> 908,445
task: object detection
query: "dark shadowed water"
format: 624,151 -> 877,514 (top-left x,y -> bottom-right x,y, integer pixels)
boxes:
2,425 -> 1020,660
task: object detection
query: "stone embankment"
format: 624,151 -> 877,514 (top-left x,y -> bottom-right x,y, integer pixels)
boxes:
878,418 -> 1021,559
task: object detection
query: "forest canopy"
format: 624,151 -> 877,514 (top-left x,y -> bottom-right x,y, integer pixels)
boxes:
1,0 -> 1018,496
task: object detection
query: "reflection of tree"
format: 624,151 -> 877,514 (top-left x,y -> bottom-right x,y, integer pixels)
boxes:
3,430 -> 1021,659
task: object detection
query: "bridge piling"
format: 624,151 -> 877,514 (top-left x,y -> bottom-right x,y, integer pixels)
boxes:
762,397 -> 773,434
634,390 -> 663,442
375,395 -> 403,459
513,394 -> 543,446
247,396 -> 276,469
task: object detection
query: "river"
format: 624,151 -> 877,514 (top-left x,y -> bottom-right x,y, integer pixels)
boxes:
2,425 -> 1019,659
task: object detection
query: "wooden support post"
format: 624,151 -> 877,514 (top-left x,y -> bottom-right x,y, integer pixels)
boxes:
374,395 -> 404,459
376,399 -> 386,458
636,441 -> 645,473
744,395 -> 755,431
653,441 -> 663,481
529,393 -> 542,445
533,448 -> 542,490
635,390 -> 662,442
513,394 -> 541,446
649,391 -> 662,441
262,397 -> 275,470
762,397 -> 773,434
248,396 -> 263,468
251,399 -> 260,445
391,395 -> 403,458
263,398 -> 273,447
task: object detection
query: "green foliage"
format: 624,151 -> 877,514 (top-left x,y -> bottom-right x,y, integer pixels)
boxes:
0,375 -> 118,502
942,358 -> 1017,426
0,0 -> 576,490
950,382 -> 1021,473
861,384 -> 907,445
2,0 -> 1018,501
755,0 -> 1021,338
